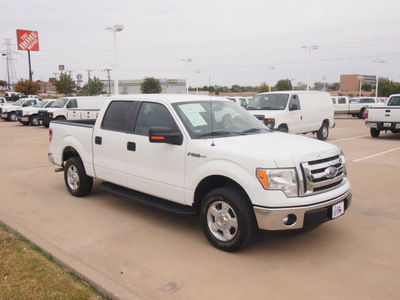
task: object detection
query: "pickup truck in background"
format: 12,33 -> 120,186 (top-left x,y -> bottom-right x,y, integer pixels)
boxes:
38,96 -> 107,127
0,98 -> 39,121
48,94 -> 351,252
17,100 -> 55,126
332,96 -> 384,119
365,94 -> 400,137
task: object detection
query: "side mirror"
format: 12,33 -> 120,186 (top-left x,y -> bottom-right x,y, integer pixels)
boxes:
149,127 -> 183,145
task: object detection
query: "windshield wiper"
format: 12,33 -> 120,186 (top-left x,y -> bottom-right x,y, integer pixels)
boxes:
242,128 -> 263,134
199,131 -> 245,138
260,106 -> 279,110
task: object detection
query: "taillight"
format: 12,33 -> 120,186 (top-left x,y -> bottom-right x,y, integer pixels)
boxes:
49,129 -> 53,142
365,110 -> 368,119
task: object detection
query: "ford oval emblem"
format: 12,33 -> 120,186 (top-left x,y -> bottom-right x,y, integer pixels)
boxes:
325,166 -> 338,178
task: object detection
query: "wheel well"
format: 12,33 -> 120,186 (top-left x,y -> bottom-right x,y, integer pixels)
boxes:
62,146 -> 80,165
193,175 -> 251,212
322,119 -> 329,126
277,124 -> 288,130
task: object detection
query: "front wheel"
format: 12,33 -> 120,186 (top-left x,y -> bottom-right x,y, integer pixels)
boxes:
64,157 -> 93,197
317,123 -> 329,140
30,115 -> 40,126
7,112 -> 17,121
200,187 -> 256,252
370,128 -> 380,138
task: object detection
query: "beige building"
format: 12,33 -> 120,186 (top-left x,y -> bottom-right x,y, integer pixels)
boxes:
339,74 -> 376,96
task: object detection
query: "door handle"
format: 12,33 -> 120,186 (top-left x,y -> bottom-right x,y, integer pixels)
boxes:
127,142 -> 136,151
95,136 -> 102,145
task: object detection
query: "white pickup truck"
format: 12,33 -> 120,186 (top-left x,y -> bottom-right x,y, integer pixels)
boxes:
48,94 -> 352,252
333,96 -> 384,119
365,94 -> 400,137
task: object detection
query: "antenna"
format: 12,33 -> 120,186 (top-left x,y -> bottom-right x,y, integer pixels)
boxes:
210,95 -> 215,147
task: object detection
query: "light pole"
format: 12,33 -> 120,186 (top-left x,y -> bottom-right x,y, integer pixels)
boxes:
322,76 -> 327,92
301,44 -> 318,91
2,53 -> 10,91
291,78 -> 296,91
182,58 -> 192,94
372,57 -> 385,98
106,24 -> 124,95
266,65 -> 275,92
193,69 -> 201,94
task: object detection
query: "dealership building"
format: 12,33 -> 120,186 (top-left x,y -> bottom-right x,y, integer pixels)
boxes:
101,78 -> 187,94
339,74 -> 376,93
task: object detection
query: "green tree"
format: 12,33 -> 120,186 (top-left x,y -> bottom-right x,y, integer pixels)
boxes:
258,82 -> 269,93
362,83 -> 372,91
0,80 -> 7,88
141,77 -> 162,94
79,77 -> 105,96
14,79 -> 40,95
54,73 -> 76,95
314,82 -> 325,91
275,79 -> 293,91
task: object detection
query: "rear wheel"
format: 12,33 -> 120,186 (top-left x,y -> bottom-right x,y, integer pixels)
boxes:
317,123 -> 329,140
358,108 -> 366,119
277,125 -> 288,133
200,187 -> 256,252
64,157 -> 93,197
370,128 -> 380,138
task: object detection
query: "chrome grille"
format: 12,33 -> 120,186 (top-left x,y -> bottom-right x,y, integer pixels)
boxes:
16,110 -> 23,117
300,155 -> 346,196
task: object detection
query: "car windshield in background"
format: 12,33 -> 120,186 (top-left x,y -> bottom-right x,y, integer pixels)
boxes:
13,99 -> 26,106
50,98 -> 68,108
246,94 -> 289,110
173,100 -> 268,139
34,101 -> 49,108
359,98 -> 375,103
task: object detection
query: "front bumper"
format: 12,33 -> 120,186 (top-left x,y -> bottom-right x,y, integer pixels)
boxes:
1,113 -> 9,119
254,189 -> 352,231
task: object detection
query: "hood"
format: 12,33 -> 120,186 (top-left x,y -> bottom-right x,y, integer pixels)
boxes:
209,131 -> 340,168
248,110 -> 283,119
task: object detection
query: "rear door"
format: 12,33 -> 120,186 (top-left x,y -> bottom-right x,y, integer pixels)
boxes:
93,100 -> 138,186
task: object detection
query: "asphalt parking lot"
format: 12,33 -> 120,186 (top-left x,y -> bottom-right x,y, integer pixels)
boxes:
0,116 -> 399,299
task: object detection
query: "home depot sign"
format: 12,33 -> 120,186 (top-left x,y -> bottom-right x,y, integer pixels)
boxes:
17,29 -> 39,51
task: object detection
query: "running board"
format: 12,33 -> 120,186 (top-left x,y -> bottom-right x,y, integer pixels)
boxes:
100,182 -> 197,215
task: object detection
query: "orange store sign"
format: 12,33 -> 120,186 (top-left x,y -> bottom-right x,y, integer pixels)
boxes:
17,29 -> 39,51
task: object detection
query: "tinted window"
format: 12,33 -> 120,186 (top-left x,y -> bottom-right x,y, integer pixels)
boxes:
102,101 -> 135,132
134,102 -> 177,136
338,98 -> 346,104
289,95 -> 300,110
66,99 -> 78,108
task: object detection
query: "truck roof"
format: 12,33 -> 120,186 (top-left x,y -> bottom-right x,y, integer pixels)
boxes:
107,94 -> 228,105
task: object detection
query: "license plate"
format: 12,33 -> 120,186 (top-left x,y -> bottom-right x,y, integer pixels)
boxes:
383,123 -> 391,127
332,201 -> 344,219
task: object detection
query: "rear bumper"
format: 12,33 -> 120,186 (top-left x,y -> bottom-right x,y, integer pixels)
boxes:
254,189 -> 352,231
365,121 -> 400,130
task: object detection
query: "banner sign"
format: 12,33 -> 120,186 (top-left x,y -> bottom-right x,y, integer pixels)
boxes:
17,29 -> 39,51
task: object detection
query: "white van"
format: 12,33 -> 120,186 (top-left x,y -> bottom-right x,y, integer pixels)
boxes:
37,96 -> 107,127
246,91 -> 334,140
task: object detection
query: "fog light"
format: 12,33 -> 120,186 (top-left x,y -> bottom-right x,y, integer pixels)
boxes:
283,214 -> 297,226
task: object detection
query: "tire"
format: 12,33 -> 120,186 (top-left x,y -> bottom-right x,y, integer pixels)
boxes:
200,187 -> 256,252
7,112 -> 17,121
277,125 -> 288,133
21,122 -> 29,126
370,128 -> 380,138
358,108 -> 366,119
64,157 -> 93,197
317,123 -> 329,140
56,116 -> 66,121
30,115 -> 40,126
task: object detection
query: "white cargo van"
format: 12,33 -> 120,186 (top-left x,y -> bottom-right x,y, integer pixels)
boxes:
37,96 -> 107,127
246,91 -> 334,140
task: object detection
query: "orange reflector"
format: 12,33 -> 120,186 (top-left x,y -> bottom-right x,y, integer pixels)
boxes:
151,136 -> 165,140
257,169 -> 269,189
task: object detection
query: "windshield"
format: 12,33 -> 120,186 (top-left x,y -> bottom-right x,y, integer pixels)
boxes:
13,99 -> 26,106
359,98 -> 375,103
50,98 -> 69,108
246,94 -> 289,110
34,101 -> 49,108
173,100 -> 269,139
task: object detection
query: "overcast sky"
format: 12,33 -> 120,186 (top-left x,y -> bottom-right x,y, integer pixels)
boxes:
1,0 -> 400,89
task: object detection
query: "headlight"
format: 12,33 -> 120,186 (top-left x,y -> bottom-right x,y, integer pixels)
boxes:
257,168 -> 298,197
340,151 -> 347,175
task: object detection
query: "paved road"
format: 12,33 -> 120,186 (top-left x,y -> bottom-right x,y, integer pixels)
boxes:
0,117 -> 399,299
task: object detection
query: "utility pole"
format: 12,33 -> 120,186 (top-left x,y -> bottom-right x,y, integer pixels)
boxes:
1,38 -> 19,91
86,69 -> 92,81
